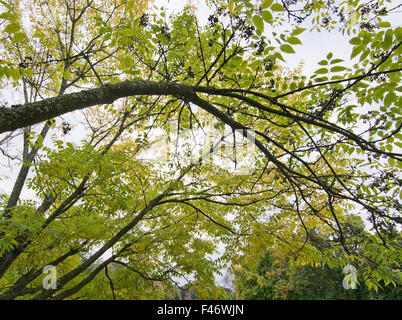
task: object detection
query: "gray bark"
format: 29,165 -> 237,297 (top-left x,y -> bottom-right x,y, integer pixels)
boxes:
0,81 -> 194,133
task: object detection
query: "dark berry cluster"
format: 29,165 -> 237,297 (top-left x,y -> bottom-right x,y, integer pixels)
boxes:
139,13 -> 149,27
208,14 -> 219,28
18,56 -> 33,69
62,121 -> 71,134
256,39 -> 265,55
161,24 -> 171,40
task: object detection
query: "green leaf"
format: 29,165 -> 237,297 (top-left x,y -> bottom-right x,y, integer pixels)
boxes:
4,22 -> 20,33
292,26 -> 306,36
11,32 -> 26,44
351,46 -> 363,59
0,11 -> 13,20
8,67 -> 20,80
280,44 -> 295,54
24,68 -> 33,78
384,92 -> 396,108
360,49 -> 370,62
330,58 -> 344,64
252,15 -> 264,32
396,27 -> 402,41
315,76 -> 328,82
0,0 -> 12,9
35,134 -> 44,148
318,60 -> 328,65
228,0 -> 234,11
377,21 -> 391,28
62,70 -> 73,80
287,36 -> 302,45
121,28 -> 135,37
349,37 -> 361,45
262,10 -> 273,23
383,29 -> 393,48
326,52 -> 333,60
271,3 -> 284,11
315,67 -> 328,74
261,0 -> 274,9
330,66 -> 347,73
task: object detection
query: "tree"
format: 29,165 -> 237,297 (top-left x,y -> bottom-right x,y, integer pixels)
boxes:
233,221 -> 402,300
0,0 -> 401,299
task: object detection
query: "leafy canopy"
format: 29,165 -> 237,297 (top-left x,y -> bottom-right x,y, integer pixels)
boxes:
0,0 -> 401,299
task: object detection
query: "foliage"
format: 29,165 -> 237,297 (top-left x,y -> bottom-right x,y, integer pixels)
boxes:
234,250 -> 402,299
0,0 -> 401,299
233,219 -> 402,300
